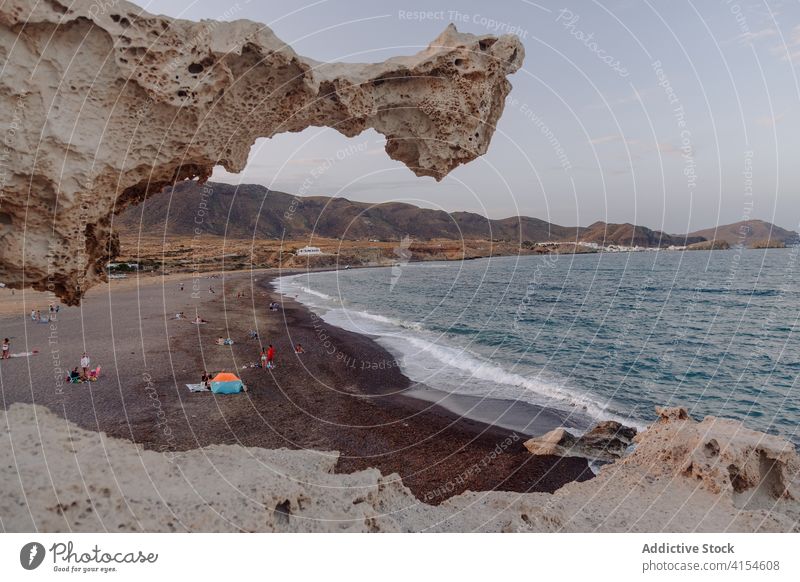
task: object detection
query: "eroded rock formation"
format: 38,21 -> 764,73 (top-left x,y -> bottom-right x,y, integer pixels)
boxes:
648,406 -> 798,506
0,0 -> 523,303
3,404 -> 798,532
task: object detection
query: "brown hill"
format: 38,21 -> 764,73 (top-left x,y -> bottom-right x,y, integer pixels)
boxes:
578,222 -> 705,248
115,181 -> 582,242
687,240 -> 731,251
689,220 -> 799,248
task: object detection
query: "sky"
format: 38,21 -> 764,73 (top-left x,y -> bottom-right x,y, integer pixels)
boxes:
136,0 -> 800,233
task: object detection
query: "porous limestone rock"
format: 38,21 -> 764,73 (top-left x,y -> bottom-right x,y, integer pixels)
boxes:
3,404 -> 798,532
490,407 -> 799,533
0,0 -> 524,303
645,406 -> 798,506
0,403 -> 417,532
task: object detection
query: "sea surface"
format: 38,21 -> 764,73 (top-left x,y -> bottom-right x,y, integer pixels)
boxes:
275,249 -> 800,443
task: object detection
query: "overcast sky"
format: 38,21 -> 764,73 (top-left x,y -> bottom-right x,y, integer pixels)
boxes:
137,0 -> 799,232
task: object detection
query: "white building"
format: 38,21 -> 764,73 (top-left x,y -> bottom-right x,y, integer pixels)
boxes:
296,246 -> 323,256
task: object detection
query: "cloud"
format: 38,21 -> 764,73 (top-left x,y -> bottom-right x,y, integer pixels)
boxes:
656,142 -> 682,155
588,135 -> 640,146
587,88 -> 648,111
756,110 -> 788,127
609,167 -> 632,175
770,24 -> 800,61
737,27 -> 778,45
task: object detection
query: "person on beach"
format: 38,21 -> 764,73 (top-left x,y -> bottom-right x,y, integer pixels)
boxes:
209,286 -> 215,294
2,338 -> 9,359
294,343 -> 304,354
267,344 -> 275,369
80,352 -> 90,379
36,309 -> 41,321
180,283 -> 184,291
201,371 -> 210,390
193,315 -> 208,324
55,304 -> 59,313
260,348 -> 268,369
69,367 -> 81,383
30,309 -> 37,322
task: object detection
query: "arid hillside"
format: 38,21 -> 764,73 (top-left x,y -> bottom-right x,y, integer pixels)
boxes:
115,181 -> 705,248
114,181 -> 581,243
689,219 -> 799,247
578,221 -> 705,248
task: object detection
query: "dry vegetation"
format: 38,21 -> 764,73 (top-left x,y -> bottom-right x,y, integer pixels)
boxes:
114,235 -> 591,275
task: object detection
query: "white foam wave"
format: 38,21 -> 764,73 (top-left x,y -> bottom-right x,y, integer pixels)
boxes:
272,275 -> 337,306
399,335 -> 612,419
299,286 -> 335,301
344,309 -> 424,331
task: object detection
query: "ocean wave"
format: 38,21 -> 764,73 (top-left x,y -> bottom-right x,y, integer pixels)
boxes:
356,310 -> 423,331
327,307 -> 424,332
274,275 -> 338,304
694,287 -> 781,297
399,335 -> 630,423
299,286 -> 335,301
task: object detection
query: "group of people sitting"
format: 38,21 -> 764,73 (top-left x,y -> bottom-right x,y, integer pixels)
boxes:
67,353 -> 100,383
30,304 -> 60,323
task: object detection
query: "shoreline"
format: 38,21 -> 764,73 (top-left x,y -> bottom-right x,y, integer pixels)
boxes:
0,267 -> 592,503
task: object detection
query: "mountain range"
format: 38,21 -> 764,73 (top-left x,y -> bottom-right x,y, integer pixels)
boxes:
114,181 -> 798,248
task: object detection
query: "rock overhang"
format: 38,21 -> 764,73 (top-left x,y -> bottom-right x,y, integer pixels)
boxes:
0,1 -> 524,303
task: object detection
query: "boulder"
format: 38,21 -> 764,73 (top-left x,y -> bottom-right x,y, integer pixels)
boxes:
524,421 -> 637,462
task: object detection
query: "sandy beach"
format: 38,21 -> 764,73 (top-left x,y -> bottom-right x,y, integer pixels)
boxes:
0,268 -> 591,505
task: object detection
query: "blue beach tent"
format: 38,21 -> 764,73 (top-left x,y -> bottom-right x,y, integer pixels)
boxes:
210,372 -> 244,394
